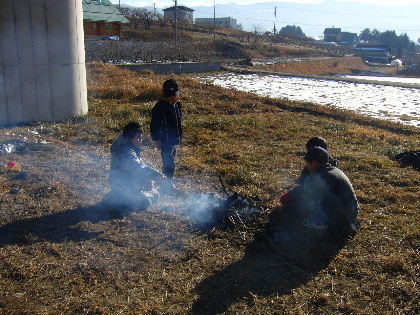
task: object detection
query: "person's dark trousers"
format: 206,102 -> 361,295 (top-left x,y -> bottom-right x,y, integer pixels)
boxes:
161,142 -> 177,179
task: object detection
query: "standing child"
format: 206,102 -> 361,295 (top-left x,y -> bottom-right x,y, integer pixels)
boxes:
150,79 -> 183,180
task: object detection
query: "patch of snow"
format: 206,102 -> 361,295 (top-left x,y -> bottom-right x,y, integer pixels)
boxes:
200,73 -> 420,127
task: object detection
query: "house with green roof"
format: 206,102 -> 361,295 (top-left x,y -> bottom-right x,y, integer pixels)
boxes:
82,0 -> 130,38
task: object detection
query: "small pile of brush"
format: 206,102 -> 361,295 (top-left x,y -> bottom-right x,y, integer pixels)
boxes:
187,176 -> 268,232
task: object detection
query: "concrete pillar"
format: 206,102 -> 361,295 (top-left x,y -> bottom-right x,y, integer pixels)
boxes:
0,0 -> 87,126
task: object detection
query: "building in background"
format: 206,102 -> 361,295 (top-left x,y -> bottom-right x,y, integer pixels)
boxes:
340,32 -> 359,47
354,44 -> 392,63
83,0 -> 130,38
163,6 -> 194,23
195,17 -> 238,29
323,27 -> 341,42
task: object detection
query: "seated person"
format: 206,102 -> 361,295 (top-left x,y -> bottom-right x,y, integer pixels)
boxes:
299,146 -> 360,232
280,136 -> 337,205
103,123 -> 165,211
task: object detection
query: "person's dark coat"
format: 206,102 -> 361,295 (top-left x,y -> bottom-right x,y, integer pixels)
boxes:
287,156 -> 338,201
150,99 -> 183,146
303,164 -> 359,229
297,156 -> 338,186
110,135 -> 163,193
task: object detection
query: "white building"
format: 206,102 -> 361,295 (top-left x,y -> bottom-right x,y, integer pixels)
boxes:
195,17 -> 238,29
163,6 -> 194,24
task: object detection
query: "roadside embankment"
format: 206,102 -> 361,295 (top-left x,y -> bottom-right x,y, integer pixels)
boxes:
117,62 -> 222,75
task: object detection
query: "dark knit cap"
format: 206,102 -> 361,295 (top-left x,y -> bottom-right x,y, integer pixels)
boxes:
306,136 -> 328,151
163,79 -> 180,97
123,122 -> 142,139
304,146 -> 330,165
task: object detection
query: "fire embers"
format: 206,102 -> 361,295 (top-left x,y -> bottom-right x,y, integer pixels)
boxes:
186,191 -> 265,232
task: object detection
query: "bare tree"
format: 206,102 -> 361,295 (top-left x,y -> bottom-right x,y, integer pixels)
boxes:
158,16 -> 172,29
252,24 -> 264,45
252,24 -> 264,36
139,8 -> 156,30
120,6 -> 160,30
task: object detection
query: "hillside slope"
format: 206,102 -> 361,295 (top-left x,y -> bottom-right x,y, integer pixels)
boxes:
0,64 -> 418,314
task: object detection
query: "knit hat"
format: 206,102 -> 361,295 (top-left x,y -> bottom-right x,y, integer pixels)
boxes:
163,79 -> 180,97
306,136 -> 328,151
304,146 -> 330,165
123,122 -> 142,139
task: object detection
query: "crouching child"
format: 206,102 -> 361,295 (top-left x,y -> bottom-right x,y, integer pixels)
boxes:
102,123 -> 165,212
280,136 -> 338,205
280,146 -> 360,236
302,146 -> 360,234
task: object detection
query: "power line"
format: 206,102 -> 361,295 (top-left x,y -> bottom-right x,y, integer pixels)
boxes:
192,8 -> 419,33
195,10 -> 418,32
194,3 -> 419,19
271,3 -> 419,19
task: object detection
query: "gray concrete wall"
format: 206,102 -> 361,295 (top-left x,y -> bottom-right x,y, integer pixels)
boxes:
0,0 -> 88,126
117,62 -> 221,74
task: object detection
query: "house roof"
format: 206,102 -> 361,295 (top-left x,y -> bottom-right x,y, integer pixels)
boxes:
324,28 -> 341,34
82,0 -> 130,23
341,32 -> 358,42
163,6 -> 195,12
356,44 -> 391,51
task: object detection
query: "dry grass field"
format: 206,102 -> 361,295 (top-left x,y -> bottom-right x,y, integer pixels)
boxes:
0,64 -> 418,314
254,57 -> 400,76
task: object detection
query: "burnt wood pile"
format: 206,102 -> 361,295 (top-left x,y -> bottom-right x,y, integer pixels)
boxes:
394,150 -> 420,171
187,177 -> 267,232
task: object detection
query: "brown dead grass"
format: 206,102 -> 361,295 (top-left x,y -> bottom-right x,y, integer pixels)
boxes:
255,56 -> 400,76
122,24 -> 332,62
0,63 -> 418,314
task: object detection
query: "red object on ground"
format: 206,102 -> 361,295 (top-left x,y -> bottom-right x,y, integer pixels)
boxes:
7,161 -> 17,169
280,191 -> 298,205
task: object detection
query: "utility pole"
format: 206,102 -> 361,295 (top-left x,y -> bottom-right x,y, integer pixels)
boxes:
273,6 -> 277,34
174,0 -> 178,55
153,3 -> 156,18
118,0 -> 120,9
213,0 -> 216,42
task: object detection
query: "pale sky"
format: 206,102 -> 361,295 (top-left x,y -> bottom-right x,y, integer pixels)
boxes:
112,0 -> 419,40
114,0 -> 420,8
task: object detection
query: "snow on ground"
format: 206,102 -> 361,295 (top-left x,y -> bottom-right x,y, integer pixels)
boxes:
201,73 -> 420,128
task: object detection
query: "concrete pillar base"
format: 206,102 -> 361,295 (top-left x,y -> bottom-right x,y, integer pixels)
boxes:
0,0 -> 87,126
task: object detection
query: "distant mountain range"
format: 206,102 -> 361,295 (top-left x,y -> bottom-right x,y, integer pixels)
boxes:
123,1 -> 420,42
